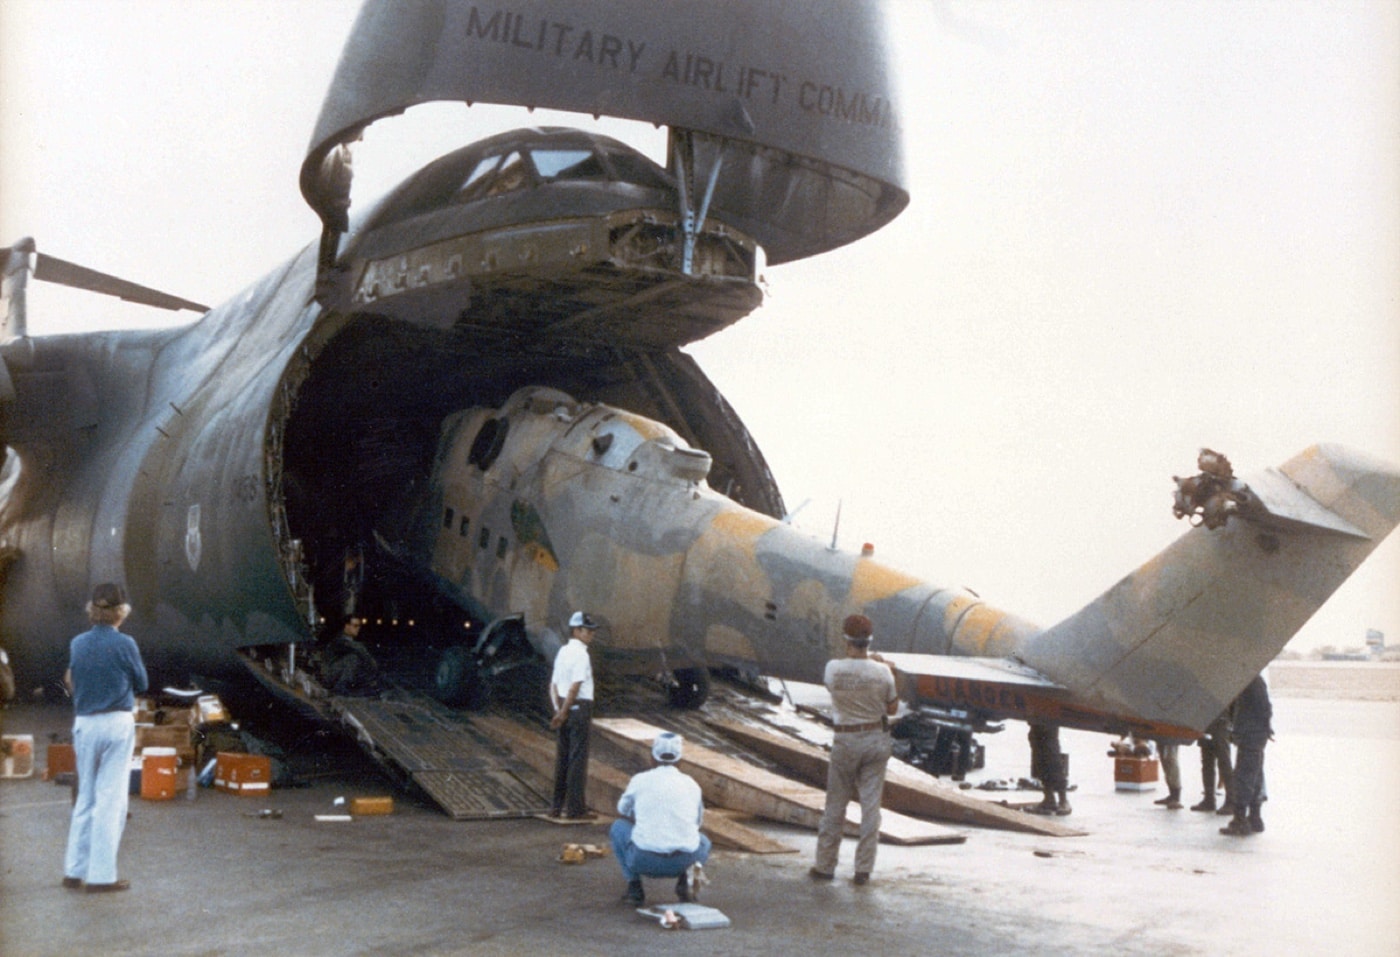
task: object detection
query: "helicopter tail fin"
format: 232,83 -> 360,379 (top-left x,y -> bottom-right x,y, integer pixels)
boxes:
1016,444 -> 1400,731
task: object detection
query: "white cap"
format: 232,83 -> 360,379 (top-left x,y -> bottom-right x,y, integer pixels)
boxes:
568,611 -> 598,630
652,732 -> 683,763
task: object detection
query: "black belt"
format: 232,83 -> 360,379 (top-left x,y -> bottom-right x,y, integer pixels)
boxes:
834,720 -> 886,734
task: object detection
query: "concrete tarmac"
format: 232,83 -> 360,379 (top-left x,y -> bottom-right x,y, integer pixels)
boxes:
3,668 -> 1398,957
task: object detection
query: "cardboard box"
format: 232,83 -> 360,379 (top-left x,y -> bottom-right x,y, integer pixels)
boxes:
196,694 -> 231,724
1114,756 -> 1159,791
137,723 -> 193,752
1,734 -> 34,778
214,752 -> 271,795
46,742 -> 76,778
350,796 -> 394,816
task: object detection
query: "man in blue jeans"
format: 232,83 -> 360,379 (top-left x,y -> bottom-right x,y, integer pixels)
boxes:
610,732 -> 711,905
63,583 -> 148,893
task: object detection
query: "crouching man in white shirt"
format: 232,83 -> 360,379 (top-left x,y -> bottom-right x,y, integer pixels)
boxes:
609,732 -> 711,905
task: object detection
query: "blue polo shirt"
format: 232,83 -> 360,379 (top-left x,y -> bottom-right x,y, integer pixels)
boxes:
68,625 -> 148,715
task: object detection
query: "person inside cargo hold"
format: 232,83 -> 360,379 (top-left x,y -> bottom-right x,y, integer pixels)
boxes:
320,615 -> 382,696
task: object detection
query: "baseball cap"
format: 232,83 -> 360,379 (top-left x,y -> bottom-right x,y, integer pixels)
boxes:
843,613 -> 873,643
568,611 -> 598,630
652,732 -> 683,763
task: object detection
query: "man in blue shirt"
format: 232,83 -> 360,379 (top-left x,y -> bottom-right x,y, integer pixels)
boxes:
63,583 -> 148,893
610,731 -> 711,905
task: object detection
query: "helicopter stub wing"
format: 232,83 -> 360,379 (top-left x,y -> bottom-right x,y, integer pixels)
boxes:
301,0 -> 908,266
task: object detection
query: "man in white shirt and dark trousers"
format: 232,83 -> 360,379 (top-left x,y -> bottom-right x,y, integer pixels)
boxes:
610,731 -> 711,905
810,613 -> 899,886
549,611 -> 597,819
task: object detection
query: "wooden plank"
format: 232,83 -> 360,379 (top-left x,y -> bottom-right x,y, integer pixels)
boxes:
704,717 -> 1085,837
594,717 -> 965,846
469,714 -> 792,853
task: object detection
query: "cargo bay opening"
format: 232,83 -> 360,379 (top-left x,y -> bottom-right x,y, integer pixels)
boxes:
258,314 -> 785,706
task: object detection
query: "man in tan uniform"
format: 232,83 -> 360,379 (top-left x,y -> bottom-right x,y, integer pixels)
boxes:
810,614 -> 899,886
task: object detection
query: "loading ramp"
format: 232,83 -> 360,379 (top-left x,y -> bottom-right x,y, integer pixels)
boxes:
332,691 -> 551,820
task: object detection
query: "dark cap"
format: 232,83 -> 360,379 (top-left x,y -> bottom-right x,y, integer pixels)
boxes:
843,613 -> 873,643
91,583 -> 128,609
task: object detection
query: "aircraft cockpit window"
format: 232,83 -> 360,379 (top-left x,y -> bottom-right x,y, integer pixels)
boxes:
455,151 -> 529,203
606,152 -> 673,191
587,421 -> 647,470
532,149 -> 603,181
458,156 -> 500,194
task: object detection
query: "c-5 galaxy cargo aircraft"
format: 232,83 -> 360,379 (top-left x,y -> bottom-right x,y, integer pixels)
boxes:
2,0 -> 1397,764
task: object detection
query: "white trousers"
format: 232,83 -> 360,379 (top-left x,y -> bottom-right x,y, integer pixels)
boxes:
65,711 -> 135,884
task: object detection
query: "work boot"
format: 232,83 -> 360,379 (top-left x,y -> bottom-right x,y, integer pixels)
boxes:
1154,789 -> 1182,809
676,873 -> 692,903
621,879 -> 645,905
1190,797 -> 1216,812
1219,817 -> 1254,837
853,872 -> 871,886
1028,792 -> 1058,815
1248,806 -> 1265,833
1055,791 -> 1073,816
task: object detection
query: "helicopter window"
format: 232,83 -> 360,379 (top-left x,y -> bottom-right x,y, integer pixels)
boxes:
496,536 -> 509,559
588,421 -> 646,470
459,516 -> 471,537
468,418 -> 509,470
443,507 -> 455,529
479,527 -> 491,550
532,148 -> 605,181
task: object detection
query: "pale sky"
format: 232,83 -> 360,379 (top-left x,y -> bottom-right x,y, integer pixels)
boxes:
1,0 -> 1397,652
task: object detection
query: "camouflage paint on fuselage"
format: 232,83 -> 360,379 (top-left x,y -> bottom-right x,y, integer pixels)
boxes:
414,386 -> 1039,685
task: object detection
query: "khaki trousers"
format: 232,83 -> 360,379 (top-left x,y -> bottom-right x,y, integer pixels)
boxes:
814,729 -> 891,875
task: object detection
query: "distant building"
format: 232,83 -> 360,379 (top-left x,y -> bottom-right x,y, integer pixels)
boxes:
1319,629 -> 1386,662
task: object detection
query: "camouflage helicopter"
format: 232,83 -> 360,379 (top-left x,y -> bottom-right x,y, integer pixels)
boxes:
2,0 -> 1397,762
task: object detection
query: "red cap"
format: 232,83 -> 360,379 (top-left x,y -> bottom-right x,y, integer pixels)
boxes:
842,614 -> 873,641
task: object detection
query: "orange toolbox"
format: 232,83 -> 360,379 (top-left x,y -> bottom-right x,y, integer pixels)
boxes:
214,752 -> 271,796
